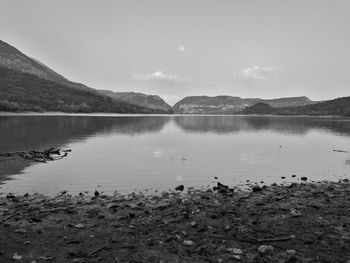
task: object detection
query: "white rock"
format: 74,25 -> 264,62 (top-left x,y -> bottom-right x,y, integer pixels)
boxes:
75,223 -> 84,229
228,247 -> 243,254
258,245 -> 274,254
183,240 -> 194,246
232,255 -> 241,260
13,253 -> 22,260
286,249 -> 296,255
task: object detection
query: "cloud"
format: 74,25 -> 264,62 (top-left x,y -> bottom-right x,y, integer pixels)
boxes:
177,44 -> 188,52
234,65 -> 282,80
132,71 -> 186,83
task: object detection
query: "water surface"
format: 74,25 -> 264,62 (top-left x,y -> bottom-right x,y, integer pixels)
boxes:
1,115 -> 350,195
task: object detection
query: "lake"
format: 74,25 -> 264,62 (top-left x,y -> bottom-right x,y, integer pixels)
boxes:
0,114 -> 350,195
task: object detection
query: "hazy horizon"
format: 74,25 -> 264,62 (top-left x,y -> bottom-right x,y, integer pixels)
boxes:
1,0 -> 349,105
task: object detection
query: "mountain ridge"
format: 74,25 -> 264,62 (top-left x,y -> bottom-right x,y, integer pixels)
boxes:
173,95 -> 316,114
0,39 -> 171,113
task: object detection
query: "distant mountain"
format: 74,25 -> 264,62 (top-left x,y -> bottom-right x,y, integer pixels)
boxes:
173,95 -> 315,114
242,96 -> 350,117
100,90 -> 173,113
0,39 -> 170,113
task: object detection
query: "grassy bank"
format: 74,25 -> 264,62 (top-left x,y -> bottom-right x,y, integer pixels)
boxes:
0,180 -> 350,262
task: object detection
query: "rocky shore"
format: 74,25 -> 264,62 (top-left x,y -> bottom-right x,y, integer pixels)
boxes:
1,180 -> 350,262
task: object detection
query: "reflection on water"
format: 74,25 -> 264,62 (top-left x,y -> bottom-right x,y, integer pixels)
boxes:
0,115 -> 350,195
174,115 -> 350,136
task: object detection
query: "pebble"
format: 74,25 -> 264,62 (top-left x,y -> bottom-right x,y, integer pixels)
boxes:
13,253 -> 22,260
175,185 -> 184,191
252,185 -> 262,192
183,240 -> 194,246
232,255 -> 241,260
286,249 -> 296,255
190,221 -> 197,227
301,176 -> 308,181
258,245 -> 274,254
75,223 -> 84,229
24,241 -> 31,245
15,228 -> 27,234
228,248 -> 243,254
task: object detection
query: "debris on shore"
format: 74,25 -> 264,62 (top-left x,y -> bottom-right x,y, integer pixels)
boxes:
0,180 -> 350,262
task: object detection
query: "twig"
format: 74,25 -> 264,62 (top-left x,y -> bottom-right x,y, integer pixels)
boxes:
255,236 -> 293,242
86,246 -> 105,257
333,149 -> 348,153
67,246 -> 105,263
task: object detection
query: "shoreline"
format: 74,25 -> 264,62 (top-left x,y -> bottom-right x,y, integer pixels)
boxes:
1,180 -> 349,262
0,111 -> 349,119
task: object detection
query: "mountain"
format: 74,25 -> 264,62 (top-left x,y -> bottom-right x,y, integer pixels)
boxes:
173,95 -> 315,114
99,90 -> 173,113
0,39 -> 92,92
242,96 -> 350,117
0,67 -> 161,113
0,39 -> 169,113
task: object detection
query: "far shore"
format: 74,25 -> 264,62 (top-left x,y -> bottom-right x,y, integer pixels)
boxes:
0,180 -> 349,262
1,111 -> 349,119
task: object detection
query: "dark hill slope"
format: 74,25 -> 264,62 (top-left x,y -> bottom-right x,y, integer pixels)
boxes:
242,97 -> 350,117
0,67 -> 159,113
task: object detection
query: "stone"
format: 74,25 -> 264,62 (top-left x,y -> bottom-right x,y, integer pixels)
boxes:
258,245 -> 274,254
286,249 -> 296,255
183,240 -> 194,246
175,185 -> 184,191
232,255 -> 241,260
190,221 -> 197,227
228,248 -> 243,254
301,177 -> 308,181
252,185 -> 262,192
75,223 -> 84,229
15,228 -> 27,234
13,253 -> 22,260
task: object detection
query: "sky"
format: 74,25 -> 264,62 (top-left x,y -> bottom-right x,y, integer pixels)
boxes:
1,0 -> 349,105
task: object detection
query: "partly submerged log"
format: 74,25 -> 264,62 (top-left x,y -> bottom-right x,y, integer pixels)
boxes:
0,147 -> 71,163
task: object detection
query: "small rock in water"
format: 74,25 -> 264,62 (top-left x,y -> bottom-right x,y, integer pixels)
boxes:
301,176 -> 308,181
183,240 -> 194,246
94,190 -> 100,197
252,185 -> 262,192
214,176 -> 218,179
75,223 -> 84,229
292,174 -> 296,178
13,253 -> 22,260
24,241 -> 31,245
175,185 -> 184,191
281,176 -> 286,179
258,245 -> 274,254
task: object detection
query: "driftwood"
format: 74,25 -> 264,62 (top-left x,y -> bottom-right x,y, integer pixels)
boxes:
0,147 -> 71,163
333,149 -> 348,153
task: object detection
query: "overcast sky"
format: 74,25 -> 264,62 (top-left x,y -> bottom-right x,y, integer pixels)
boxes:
1,0 -> 349,105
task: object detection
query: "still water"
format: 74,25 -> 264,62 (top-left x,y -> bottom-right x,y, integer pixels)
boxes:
0,115 -> 350,195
